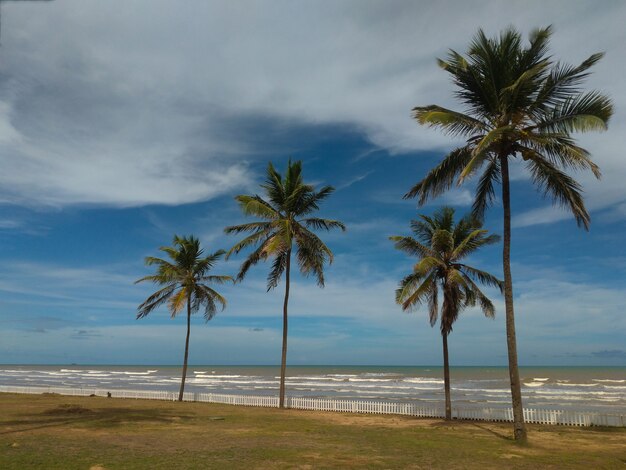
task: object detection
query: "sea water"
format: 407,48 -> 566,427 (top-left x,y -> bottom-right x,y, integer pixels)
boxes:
1,365 -> 624,413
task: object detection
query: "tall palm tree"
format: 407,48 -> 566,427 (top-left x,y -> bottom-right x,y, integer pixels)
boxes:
225,160 -> 345,408
391,207 -> 502,420
405,26 -> 613,440
135,235 -> 232,402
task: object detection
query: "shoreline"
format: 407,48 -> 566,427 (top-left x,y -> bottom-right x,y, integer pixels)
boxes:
2,365 -> 624,415
2,384 -> 624,427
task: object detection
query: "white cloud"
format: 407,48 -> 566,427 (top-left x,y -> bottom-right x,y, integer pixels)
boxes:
2,255 -> 624,365
0,1 -> 623,212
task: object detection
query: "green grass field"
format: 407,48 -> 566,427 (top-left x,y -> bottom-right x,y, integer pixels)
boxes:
1,393 -> 624,469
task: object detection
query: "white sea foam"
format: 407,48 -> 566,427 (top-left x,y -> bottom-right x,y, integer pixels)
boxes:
293,376 -> 347,382
556,383 -> 598,387
404,378 -> 444,384
454,388 -> 510,394
347,378 -> 394,383
193,373 -> 243,378
524,382 -> 546,387
2,367 -> 623,411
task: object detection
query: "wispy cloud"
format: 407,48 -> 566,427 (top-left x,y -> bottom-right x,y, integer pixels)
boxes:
0,1 -> 623,216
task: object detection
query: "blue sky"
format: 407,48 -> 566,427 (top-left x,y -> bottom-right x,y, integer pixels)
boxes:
0,0 -> 625,366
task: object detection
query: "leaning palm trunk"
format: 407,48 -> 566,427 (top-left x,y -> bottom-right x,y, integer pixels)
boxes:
279,250 -> 291,409
442,331 -> 452,420
500,155 -> 526,441
406,27 -> 612,441
178,298 -> 192,402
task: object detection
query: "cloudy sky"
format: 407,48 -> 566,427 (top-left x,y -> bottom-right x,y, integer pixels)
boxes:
0,0 -> 625,366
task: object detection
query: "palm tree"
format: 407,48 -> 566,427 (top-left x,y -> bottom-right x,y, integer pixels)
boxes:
405,26 -> 613,440
391,207 -> 501,420
225,160 -> 345,408
135,235 -> 232,402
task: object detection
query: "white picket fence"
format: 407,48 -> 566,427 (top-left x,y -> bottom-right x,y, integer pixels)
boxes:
1,385 -> 624,427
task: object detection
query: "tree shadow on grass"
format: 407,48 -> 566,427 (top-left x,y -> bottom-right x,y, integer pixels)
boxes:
0,403 -> 195,435
469,422 -> 513,441
426,419 -> 513,441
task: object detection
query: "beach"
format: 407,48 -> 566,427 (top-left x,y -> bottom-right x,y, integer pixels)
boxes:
2,365 -> 624,414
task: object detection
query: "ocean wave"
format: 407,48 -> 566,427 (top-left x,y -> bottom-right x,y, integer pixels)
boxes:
193,373 -> 243,378
592,379 -> 625,383
556,383 -> 598,387
532,378 -> 549,381
524,382 -> 545,387
362,373 -> 401,378
291,376 -> 349,382
404,378 -> 444,384
347,378 -> 394,383
534,390 -> 617,397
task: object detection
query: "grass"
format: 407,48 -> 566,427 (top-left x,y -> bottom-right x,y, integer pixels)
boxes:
1,393 -> 624,469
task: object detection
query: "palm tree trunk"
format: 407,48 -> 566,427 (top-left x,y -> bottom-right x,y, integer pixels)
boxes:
178,296 -> 192,402
442,331 -> 452,420
279,249 -> 291,409
500,155 -> 527,441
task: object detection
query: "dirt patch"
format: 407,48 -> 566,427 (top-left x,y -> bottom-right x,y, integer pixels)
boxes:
43,404 -> 93,415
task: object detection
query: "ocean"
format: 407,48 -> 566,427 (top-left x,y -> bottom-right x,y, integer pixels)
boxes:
1,365 -> 624,413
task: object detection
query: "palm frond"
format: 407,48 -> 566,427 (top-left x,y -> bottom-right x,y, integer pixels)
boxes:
302,218 -> 346,232
225,228 -> 272,259
457,265 -> 503,292
462,275 -> 496,318
199,275 -> 234,284
396,271 -> 437,312
458,126 -> 512,182
404,147 -> 473,205
535,91 -> 613,133
389,236 -> 434,259
452,229 -> 500,260
524,153 -> 591,229
412,105 -> 487,137
233,195 -> 280,220
136,284 -> 177,319
267,249 -> 289,291
168,288 -> 188,317
518,134 -> 600,178
227,160 -> 342,291
224,221 -> 273,235
533,52 -> 605,110
392,206 -> 499,333
136,235 -> 229,322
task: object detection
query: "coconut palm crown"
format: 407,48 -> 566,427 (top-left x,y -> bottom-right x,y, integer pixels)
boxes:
225,160 -> 345,408
135,235 -> 232,401
391,207 -> 502,419
405,26 -> 613,441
